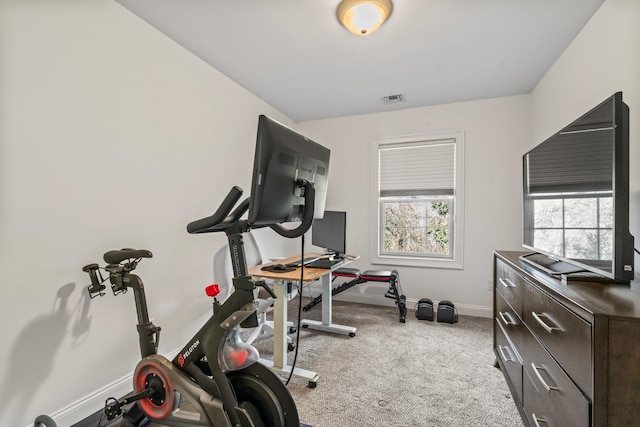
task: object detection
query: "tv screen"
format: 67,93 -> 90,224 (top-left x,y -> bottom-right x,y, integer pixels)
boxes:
312,210 -> 346,258
522,92 -> 634,283
248,115 -> 330,226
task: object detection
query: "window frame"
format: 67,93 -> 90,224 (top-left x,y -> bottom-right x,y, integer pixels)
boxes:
371,131 -> 465,269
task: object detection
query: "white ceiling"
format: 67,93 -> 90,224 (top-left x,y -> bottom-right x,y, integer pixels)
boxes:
114,0 -> 605,122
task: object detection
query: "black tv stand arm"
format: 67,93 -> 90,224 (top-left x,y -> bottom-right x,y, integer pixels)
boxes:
269,180 -> 316,239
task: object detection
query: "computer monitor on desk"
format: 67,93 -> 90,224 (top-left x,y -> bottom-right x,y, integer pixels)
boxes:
312,210 -> 346,259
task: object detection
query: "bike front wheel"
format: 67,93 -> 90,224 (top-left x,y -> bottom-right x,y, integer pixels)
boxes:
228,363 -> 300,427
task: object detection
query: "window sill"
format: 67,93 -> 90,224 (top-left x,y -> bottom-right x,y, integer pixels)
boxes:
371,254 -> 463,270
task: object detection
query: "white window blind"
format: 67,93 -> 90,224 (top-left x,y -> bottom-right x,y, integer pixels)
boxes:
379,139 -> 455,197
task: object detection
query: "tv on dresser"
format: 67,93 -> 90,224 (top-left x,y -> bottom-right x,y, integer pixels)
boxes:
494,92 -> 640,427
521,92 -> 634,284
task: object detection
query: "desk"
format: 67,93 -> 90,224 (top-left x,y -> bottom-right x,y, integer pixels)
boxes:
249,253 -> 357,386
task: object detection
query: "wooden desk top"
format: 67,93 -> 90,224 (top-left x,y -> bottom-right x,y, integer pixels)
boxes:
249,253 -> 353,282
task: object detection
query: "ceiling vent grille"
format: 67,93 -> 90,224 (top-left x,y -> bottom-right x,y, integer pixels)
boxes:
382,93 -> 405,104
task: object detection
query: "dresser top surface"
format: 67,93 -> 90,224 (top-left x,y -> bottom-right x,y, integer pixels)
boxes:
496,250 -> 640,320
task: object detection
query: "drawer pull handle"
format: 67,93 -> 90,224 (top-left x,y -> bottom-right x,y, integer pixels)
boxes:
499,277 -> 516,288
531,312 -> 561,333
531,413 -> 548,426
531,363 -> 559,393
498,345 -> 516,363
499,311 -> 516,326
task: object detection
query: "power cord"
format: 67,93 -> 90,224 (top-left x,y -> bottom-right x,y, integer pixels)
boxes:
285,234 -> 306,386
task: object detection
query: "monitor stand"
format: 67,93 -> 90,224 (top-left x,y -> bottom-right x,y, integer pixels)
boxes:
328,253 -> 344,261
519,252 -> 585,277
519,252 -> 626,285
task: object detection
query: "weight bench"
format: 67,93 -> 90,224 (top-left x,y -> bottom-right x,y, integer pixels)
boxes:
302,268 -> 407,323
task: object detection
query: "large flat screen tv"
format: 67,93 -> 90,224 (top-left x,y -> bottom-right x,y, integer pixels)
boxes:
248,115 -> 330,227
522,92 -> 634,283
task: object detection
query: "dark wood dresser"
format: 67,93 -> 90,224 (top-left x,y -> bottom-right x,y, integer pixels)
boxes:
493,250 -> 640,427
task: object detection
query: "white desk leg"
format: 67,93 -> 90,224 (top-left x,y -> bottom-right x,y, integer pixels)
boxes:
301,272 -> 357,337
259,280 -> 320,387
321,273 -> 331,325
271,280 -> 287,370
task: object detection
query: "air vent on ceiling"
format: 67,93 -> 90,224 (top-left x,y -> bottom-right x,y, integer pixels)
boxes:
382,93 -> 405,104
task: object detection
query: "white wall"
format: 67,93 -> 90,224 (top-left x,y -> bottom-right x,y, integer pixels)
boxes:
299,0 -> 640,311
298,95 -> 530,315
0,1 -> 295,425
3,0 -> 639,424
530,0 -> 640,278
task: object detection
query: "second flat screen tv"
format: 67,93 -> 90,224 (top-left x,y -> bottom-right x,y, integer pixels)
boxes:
522,92 -> 634,283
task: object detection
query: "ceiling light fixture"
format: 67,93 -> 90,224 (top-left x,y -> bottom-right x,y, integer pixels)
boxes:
336,0 -> 393,36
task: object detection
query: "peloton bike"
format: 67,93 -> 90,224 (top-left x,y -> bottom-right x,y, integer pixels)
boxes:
83,115 -> 331,426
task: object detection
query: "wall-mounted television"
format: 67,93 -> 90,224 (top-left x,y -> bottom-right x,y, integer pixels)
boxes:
248,115 -> 330,227
312,210 -> 346,258
522,92 -> 634,283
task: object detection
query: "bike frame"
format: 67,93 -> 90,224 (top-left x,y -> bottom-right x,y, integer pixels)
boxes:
111,232 -> 269,426
87,185 -> 313,426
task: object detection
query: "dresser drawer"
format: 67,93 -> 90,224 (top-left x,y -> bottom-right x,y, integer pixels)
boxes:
522,330 -> 590,427
495,258 -> 525,317
523,284 -> 592,397
496,291 -> 524,354
495,320 -> 523,403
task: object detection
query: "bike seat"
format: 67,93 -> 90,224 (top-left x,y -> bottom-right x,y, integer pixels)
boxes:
104,248 -> 153,264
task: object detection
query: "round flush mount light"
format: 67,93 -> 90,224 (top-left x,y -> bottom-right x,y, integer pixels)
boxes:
336,0 -> 393,36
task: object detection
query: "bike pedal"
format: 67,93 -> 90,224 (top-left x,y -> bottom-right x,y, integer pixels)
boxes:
123,402 -> 146,425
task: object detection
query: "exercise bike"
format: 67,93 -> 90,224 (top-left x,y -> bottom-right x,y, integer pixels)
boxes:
83,186 -> 308,426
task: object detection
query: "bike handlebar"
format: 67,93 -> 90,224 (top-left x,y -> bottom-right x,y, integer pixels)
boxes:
187,186 -> 248,234
187,182 -> 316,238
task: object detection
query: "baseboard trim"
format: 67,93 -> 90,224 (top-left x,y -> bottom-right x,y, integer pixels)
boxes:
332,292 -> 492,318
37,373 -> 132,427
39,348 -> 180,427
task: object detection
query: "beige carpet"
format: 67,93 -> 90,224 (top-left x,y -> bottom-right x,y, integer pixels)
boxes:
75,298 -> 523,427
252,298 -> 524,427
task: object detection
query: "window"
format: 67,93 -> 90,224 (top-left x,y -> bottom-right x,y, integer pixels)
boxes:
372,131 -> 464,269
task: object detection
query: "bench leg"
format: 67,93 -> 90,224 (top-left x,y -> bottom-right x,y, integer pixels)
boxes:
302,276 -> 363,311
388,271 -> 406,323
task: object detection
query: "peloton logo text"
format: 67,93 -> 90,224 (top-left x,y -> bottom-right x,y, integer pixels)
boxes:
178,339 -> 200,367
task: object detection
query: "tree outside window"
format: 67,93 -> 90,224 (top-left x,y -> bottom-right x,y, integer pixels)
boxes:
382,197 -> 452,256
